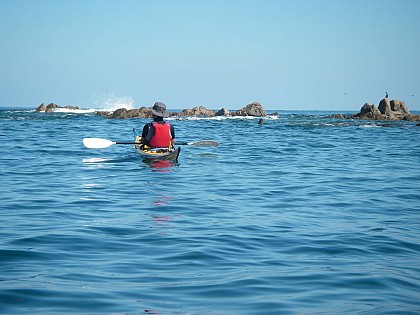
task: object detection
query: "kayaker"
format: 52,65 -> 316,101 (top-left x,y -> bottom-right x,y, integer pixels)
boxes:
140,102 -> 175,148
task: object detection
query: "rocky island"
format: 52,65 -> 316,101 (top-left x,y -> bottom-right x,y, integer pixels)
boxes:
35,98 -> 418,122
99,102 -> 269,119
36,102 -> 274,118
35,103 -> 81,113
333,98 -> 420,122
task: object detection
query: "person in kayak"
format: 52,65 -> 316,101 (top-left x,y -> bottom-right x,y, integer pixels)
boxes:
140,102 -> 175,148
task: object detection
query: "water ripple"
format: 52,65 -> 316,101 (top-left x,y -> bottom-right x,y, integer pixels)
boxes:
1,110 -> 419,314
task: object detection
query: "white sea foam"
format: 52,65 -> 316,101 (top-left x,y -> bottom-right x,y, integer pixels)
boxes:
359,124 -> 381,128
91,94 -> 135,112
82,157 -> 111,163
51,94 -> 135,113
52,108 -> 97,114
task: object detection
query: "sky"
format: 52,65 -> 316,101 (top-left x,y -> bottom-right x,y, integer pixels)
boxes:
0,0 -> 419,111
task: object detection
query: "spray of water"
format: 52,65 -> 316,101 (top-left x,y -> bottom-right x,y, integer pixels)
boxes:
91,93 -> 135,112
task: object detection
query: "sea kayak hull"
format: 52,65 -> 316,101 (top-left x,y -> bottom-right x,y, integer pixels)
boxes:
134,136 -> 180,161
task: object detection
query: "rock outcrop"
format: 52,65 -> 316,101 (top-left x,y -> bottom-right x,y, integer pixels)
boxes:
34,101 -> 272,119
234,102 -> 266,117
105,107 -> 151,119
35,103 -> 47,112
216,108 -> 230,116
358,103 -> 384,120
96,102 -> 267,119
377,98 -> 411,119
338,98 -> 420,121
35,103 -> 80,112
171,106 -> 216,117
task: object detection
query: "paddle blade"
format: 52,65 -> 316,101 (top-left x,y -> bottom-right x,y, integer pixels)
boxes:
182,140 -> 219,147
83,138 -> 116,149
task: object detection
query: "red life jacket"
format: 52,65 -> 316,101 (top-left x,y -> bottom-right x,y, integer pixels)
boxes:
148,121 -> 172,148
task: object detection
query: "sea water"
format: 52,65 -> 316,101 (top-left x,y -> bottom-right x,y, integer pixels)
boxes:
0,107 -> 419,314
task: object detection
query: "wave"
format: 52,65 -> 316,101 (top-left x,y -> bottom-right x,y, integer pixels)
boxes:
91,94 -> 135,112
51,108 -> 98,114
52,94 -> 135,114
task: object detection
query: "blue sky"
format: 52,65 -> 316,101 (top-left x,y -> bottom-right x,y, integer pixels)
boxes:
1,0 -> 419,110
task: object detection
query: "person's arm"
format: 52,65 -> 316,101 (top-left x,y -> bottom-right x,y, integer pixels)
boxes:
170,125 -> 175,146
141,123 -> 153,144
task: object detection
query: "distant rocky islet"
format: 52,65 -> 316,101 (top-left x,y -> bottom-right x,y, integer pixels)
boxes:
332,98 -> 420,122
35,102 -> 274,118
35,99 -> 420,122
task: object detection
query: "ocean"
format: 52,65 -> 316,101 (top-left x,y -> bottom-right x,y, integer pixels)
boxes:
1,106 -> 419,314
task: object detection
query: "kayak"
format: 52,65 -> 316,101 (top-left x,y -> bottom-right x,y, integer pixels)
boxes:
134,135 -> 180,161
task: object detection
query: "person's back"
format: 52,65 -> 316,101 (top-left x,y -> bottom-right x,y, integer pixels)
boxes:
140,102 -> 175,149
148,121 -> 172,147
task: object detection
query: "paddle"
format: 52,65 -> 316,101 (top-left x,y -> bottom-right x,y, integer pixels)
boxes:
176,140 -> 219,147
83,138 -> 219,149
